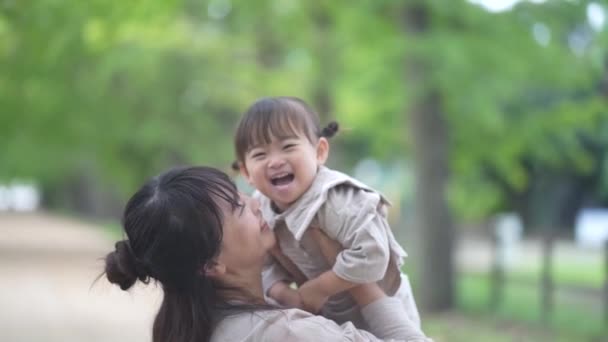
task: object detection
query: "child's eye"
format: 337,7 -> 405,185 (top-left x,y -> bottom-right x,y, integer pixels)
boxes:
283,144 -> 296,150
251,152 -> 266,159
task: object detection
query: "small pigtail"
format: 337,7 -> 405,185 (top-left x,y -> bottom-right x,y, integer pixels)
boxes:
321,121 -> 339,138
231,161 -> 240,172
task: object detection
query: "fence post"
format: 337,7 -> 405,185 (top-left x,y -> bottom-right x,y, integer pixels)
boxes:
490,228 -> 504,311
540,227 -> 554,325
604,240 -> 608,329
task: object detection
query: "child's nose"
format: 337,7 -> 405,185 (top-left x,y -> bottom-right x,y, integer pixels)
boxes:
267,155 -> 285,169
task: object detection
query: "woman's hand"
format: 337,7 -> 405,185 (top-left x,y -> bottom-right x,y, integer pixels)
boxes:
297,280 -> 330,314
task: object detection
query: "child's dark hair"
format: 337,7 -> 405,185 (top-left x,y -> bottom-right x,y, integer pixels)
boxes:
103,166 -> 259,342
233,96 -> 339,170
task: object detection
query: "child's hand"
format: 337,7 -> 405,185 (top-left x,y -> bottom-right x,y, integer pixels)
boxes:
282,288 -> 304,308
297,280 -> 330,314
268,281 -> 303,308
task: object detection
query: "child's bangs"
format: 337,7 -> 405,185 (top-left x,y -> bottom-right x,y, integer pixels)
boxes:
235,97 -> 320,162
245,110 -> 311,148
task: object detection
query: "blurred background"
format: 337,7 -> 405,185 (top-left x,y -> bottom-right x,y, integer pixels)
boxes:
1,0 -> 607,341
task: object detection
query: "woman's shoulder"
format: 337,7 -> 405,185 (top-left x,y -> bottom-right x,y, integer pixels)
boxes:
213,307 -> 312,328
211,308 -> 378,341
210,308 -> 312,341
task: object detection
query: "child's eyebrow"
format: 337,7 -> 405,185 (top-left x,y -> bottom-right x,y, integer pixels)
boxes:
247,134 -> 300,150
273,134 -> 300,141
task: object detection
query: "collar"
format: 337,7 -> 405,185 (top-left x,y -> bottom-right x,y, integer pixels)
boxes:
257,166 -> 389,240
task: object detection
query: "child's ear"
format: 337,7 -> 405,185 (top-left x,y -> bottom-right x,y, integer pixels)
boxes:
316,137 -> 329,165
239,163 -> 254,185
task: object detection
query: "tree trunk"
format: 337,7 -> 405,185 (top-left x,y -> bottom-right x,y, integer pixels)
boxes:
403,3 -> 455,312
310,4 -> 334,123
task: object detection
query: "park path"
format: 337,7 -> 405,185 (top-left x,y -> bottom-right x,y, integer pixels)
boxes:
0,212 -> 161,342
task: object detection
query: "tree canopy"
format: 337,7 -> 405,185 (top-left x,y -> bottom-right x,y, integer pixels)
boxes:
1,0 -> 606,226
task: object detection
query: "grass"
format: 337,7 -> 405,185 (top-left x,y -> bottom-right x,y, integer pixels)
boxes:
424,311 -> 556,342
453,273 -> 607,341
509,259 -> 605,289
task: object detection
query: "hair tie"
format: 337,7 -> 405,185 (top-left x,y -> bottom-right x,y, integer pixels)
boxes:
124,240 -> 149,281
231,161 -> 240,172
321,121 -> 339,138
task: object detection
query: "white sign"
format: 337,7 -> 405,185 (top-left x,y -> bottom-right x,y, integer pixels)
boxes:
575,208 -> 608,249
0,183 -> 40,212
494,213 -> 523,268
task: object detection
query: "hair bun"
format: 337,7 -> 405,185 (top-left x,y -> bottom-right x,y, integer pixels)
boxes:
104,240 -> 146,291
321,121 -> 339,138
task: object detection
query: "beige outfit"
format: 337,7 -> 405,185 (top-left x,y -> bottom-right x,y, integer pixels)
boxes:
211,297 -> 430,342
257,166 -> 421,329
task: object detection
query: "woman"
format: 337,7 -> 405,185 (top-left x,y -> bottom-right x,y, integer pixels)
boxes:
104,166 -> 430,342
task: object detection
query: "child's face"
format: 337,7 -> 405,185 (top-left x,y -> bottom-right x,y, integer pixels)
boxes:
240,133 -> 328,211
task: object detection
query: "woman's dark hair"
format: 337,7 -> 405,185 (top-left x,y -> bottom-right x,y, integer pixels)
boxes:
104,166 -> 245,342
233,96 -> 339,169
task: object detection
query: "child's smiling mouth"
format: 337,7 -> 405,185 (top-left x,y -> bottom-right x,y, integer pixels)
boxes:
270,173 -> 294,186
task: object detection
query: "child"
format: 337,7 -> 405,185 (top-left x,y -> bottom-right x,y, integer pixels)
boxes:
233,96 -> 421,330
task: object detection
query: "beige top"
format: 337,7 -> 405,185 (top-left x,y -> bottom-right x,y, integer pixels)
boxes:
210,297 -> 430,342
257,166 -> 408,327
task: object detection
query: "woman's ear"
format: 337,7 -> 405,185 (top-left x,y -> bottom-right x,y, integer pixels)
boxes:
201,261 -> 226,278
316,137 -> 329,165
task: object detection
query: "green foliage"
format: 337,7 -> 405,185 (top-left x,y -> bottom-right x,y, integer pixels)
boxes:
458,273 -> 606,341
1,0 -> 607,218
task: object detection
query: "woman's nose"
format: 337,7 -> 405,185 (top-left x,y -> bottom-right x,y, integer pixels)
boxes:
250,197 -> 261,213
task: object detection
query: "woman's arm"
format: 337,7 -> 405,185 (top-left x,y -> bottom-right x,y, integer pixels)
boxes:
256,307 -> 432,342
361,297 -> 430,341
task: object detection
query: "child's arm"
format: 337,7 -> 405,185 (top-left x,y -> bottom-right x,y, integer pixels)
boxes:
299,228 -> 387,313
318,189 -> 394,286
297,269 -> 356,313
305,226 -> 431,340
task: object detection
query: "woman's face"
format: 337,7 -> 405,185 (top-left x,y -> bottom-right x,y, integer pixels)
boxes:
217,193 -> 275,271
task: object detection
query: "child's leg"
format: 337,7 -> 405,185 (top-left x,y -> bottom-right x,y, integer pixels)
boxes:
395,273 -> 421,328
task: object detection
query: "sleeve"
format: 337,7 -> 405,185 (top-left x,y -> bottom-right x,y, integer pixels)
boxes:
261,306 -> 432,342
361,297 -> 430,341
318,187 -> 391,283
262,254 -> 293,298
